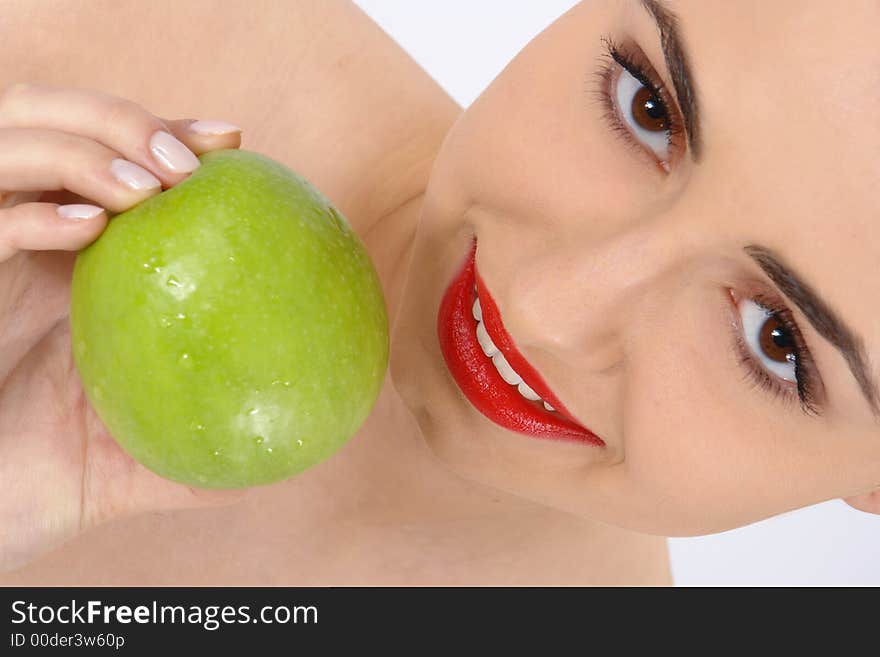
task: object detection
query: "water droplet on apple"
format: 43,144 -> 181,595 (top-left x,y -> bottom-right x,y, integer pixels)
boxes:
143,257 -> 162,273
159,315 -> 173,327
266,447 -> 273,454
247,407 -> 259,416
213,450 -> 221,457
228,256 -> 236,263
179,352 -> 192,368
283,381 -> 291,387
296,439 -> 304,447
166,275 -> 182,288
176,313 -> 187,320
254,436 -> 264,445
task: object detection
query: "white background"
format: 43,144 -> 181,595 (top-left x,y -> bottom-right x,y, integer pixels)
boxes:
353,0 -> 880,585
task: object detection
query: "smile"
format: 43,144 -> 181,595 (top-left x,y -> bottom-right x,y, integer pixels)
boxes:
437,238 -> 605,446
474,297 -> 555,409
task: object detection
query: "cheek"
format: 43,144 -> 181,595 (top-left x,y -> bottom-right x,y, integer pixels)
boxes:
617,288 -> 800,534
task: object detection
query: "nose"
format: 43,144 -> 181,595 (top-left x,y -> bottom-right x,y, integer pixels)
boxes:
499,214 -> 699,374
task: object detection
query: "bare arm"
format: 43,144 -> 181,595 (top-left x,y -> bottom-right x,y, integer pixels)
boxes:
2,0 -> 460,233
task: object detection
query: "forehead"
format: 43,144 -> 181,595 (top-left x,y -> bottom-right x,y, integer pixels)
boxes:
672,0 -> 879,173
665,0 -> 880,360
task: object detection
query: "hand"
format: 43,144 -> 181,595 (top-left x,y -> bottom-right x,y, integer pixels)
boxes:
0,82 -> 245,573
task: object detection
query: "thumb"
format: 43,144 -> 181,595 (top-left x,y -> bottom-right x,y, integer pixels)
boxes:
120,463 -> 250,516
82,456 -> 250,532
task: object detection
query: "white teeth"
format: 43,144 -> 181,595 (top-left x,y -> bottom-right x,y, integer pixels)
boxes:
517,381 -> 540,401
472,291 -> 556,412
491,351 -> 522,385
476,321 -> 499,357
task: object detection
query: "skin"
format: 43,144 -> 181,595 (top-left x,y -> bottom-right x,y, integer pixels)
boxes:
0,0 -> 877,585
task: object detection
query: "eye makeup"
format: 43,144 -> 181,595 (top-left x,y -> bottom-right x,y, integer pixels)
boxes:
728,288 -> 822,416
592,36 -> 686,170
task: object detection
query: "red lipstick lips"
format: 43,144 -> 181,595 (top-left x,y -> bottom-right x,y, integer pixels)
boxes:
437,238 -> 605,446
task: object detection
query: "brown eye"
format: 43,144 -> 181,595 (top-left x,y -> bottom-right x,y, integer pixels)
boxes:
758,314 -> 796,364
739,298 -> 799,383
632,86 -> 668,132
613,65 -> 675,162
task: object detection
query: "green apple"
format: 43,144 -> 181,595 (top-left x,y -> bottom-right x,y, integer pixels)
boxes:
70,149 -> 388,488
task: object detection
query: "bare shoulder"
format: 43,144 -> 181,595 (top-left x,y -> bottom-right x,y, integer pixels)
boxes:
2,0 -> 460,233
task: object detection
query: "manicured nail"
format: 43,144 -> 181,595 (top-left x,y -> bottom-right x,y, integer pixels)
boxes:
149,130 -> 200,173
110,158 -> 162,190
58,204 -> 104,220
189,120 -> 242,136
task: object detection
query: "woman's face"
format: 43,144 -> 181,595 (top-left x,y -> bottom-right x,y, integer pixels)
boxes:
390,0 -> 880,535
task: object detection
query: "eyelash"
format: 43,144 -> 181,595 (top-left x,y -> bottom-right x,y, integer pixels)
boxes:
729,290 -> 821,416
593,36 -> 685,169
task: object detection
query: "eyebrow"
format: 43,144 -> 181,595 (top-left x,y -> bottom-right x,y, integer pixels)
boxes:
638,0 -> 703,160
745,245 -> 880,417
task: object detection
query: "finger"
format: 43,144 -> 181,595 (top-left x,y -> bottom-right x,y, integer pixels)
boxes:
0,82 -> 217,187
0,201 -> 107,262
0,127 -> 163,213
162,118 -> 243,155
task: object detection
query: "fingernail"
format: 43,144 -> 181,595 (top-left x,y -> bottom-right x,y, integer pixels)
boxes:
189,120 -> 242,136
110,158 -> 162,190
58,204 -> 105,220
149,130 -> 200,173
